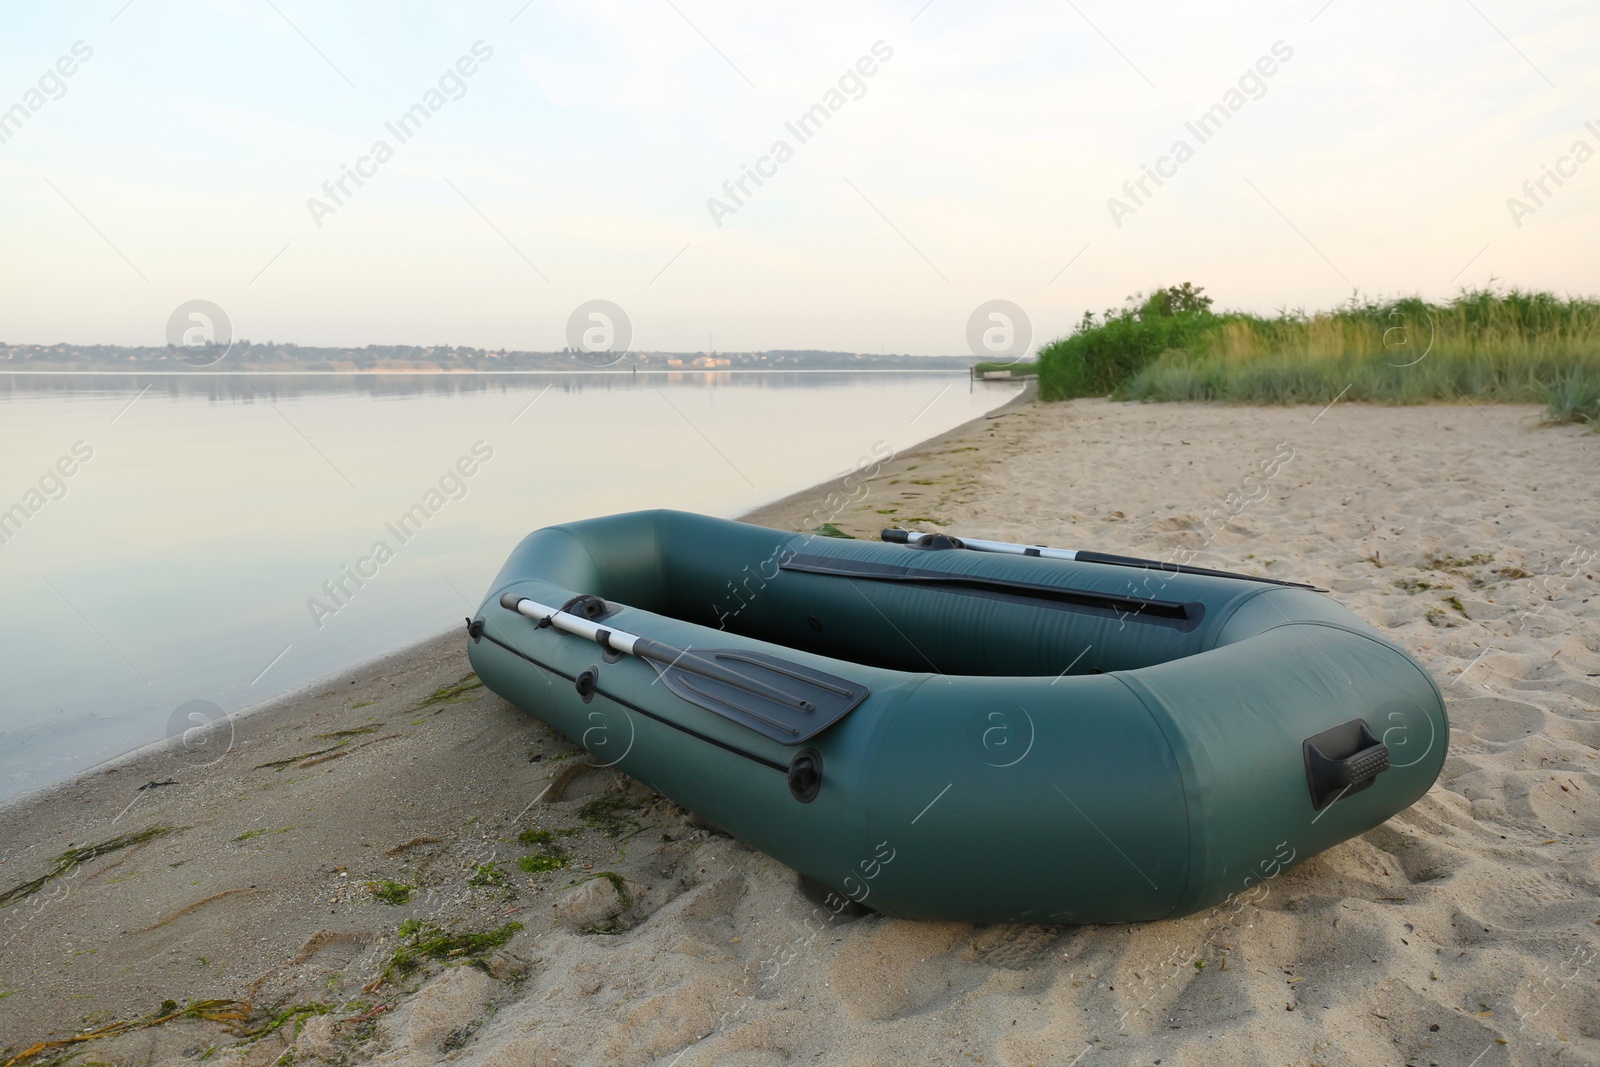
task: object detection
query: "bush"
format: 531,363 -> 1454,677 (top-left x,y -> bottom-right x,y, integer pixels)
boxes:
1038,284 -> 1216,400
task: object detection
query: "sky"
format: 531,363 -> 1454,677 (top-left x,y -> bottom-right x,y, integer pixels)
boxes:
1,0 -> 1596,355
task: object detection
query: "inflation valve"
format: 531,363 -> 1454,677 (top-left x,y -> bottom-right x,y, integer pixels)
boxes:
788,748 -> 823,803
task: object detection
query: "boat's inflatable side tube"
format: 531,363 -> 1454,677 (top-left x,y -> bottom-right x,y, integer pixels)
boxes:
855,672 -> 1191,922
1120,587 -> 1449,916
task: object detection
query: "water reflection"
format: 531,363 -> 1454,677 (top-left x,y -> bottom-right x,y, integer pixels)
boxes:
0,369 -> 962,401
0,371 -> 1020,800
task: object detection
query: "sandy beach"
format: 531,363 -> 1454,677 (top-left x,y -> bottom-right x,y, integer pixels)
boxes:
2,395 -> 1596,1067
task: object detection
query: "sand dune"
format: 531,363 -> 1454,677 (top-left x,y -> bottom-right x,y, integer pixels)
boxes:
1,398 -> 1595,1067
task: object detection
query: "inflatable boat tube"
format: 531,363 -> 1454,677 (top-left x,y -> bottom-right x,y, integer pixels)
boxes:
466,510 -> 1448,923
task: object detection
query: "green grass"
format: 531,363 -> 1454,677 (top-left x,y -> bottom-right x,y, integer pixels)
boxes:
1039,283 -> 1217,399
1540,365 -> 1600,424
1037,284 -> 1600,426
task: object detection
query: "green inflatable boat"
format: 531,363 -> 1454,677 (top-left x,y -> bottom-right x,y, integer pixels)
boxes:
466,509 -> 1447,923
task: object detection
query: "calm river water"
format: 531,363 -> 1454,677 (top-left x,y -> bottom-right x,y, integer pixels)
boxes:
0,371 -> 1020,800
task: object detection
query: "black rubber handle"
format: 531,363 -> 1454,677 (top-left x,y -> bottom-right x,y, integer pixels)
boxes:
1303,718 -> 1390,811
880,528 -> 911,544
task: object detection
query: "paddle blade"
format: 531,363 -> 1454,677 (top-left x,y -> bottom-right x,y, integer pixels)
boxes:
651,648 -> 869,744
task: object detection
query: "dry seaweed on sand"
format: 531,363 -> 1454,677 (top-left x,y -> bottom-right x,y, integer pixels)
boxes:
313,723 -> 382,739
517,851 -> 569,874
1,999 -> 249,1067
383,919 -> 522,982
468,861 -> 508,887
0,826 -> 175,909
417,672 -> 484,709
1,1000 -> 351,1066
576,872 -> 633,935
513,828 -> 579,874
254,722 -> 390,770
577,795 -> 646,837
366,879 -> 415,905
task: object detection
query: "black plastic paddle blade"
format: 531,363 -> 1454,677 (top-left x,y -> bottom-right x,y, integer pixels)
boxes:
651,648 -> 869,745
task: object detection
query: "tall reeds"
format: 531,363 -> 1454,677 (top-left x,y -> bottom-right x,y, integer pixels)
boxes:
1038,287 -> 1600,426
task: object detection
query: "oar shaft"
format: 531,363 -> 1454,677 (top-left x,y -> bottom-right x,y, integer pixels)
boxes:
502,593 -> 640,654
499,594 -> 813,710
879,529 -> 1318,591
882,529 -> 1078,560
1070,549 -> 1317,589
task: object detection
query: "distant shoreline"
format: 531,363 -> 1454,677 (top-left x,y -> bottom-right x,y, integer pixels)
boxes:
0,367 -> 979,377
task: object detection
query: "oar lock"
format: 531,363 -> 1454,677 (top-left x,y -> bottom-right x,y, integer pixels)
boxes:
543,594 -> 613,626
593,629 -> 624,662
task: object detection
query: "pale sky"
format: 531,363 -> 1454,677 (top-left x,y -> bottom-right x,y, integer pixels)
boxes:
2,1 -> 1596,355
